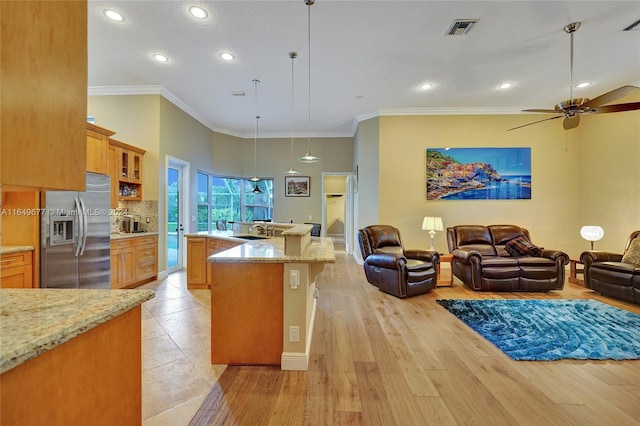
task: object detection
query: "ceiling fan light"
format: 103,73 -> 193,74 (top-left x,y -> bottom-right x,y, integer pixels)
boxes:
249,176 -> 260,182
576,82 -> 591,88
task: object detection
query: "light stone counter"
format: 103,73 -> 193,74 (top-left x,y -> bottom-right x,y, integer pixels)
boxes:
195,230 -> 335,264
110,231 -> 159,240
0,288 -> 155,374
1,246 -> 34,254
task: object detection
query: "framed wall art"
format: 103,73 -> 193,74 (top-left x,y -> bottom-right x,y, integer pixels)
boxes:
285,176 -> 310,197
426,147 -> 531,200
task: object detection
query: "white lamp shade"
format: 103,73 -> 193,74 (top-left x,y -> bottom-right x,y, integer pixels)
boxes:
580,225 -> 604,242
422,216 -> 444,232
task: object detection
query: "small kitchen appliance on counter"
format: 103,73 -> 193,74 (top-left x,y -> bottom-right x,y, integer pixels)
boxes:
121,214 -> 142,233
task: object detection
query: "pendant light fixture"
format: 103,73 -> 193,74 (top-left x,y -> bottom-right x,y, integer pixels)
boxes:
250,79 -> 262,193
285,52 -> 301,175
297,0 -> 320,164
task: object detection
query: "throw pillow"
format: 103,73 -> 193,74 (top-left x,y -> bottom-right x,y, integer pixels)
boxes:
621,238 -> 640,265
505,235 -> 544,257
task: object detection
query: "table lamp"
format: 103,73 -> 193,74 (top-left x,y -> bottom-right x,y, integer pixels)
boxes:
422,216 -> 443,251
580,225 -> 604,250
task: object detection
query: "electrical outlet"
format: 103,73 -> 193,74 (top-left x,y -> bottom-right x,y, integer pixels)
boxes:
146,217 -> 150,223
192,215 -> 196,221
289,326 -> 300,342
290,270 -> 299,289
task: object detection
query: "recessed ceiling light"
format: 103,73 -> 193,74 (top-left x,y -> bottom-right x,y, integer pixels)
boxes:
419,82 -> 434,90
189,6 -> 208,19
498,82 -> 514,89
219,52 -> 235,61
153,54 -> 169,63
104,9 -> 124,22
576,82 -> 591,88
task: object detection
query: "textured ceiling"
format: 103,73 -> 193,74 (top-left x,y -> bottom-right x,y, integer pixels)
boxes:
88,1 -> 640,137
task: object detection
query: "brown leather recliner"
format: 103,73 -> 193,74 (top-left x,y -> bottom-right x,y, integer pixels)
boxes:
581,230 -> 640,303
358,225 -> 439,298
447,224 -> 569,292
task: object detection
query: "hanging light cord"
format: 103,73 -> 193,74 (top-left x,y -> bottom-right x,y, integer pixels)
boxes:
306,0 -> 312,153
252,79 -> 260,180
290,53 -> 296,168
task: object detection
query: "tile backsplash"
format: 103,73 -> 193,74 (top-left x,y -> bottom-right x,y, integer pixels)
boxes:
110,200 -> 158,233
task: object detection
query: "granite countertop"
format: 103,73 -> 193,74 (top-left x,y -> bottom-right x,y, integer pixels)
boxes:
110,232 -> 159,240
0,288 -> 155,374
206,234 -> 336,264
1,246 -> 35,255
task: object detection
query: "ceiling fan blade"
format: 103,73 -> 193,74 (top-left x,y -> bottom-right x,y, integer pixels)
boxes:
563,114 -> 580,130
507,115 -> 562,131
522,109 -> 560,113
590,102 -> 640,114
583,85 -> 640,108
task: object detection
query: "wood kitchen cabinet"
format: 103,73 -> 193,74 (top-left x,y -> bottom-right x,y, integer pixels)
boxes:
135,235 -> 158,282
110,239 -> 135,289
187,237 -> 207,288
0,251 -> 33,288
110,235 -> 157,289
86,123 -> 115,175
107,139 -> 145,203
186,236 -> 241,289
1,1 -> 87,191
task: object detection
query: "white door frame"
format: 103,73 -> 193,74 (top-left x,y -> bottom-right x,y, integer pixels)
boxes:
166,156 -> 190,273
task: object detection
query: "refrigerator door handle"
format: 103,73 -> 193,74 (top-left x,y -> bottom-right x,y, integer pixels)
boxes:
78,197 -> 88,256
74,197 -> 84,257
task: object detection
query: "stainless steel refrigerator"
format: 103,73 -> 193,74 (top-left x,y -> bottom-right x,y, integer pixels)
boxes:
41,172 -> 111,289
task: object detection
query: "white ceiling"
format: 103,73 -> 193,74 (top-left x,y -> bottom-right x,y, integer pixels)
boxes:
88,1 -> 640,138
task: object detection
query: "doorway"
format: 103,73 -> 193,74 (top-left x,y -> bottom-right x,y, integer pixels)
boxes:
167,157 -> 189,273
322,173 -> 354,254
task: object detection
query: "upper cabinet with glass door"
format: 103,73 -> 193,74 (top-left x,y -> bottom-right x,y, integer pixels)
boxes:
107,138 -> 146,202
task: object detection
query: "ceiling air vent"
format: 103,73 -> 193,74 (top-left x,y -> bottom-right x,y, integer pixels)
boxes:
446,19 -> 478,36
231,91 -> 245,97
623,18 -> 640,32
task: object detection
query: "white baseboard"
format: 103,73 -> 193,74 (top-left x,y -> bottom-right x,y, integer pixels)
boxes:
280,295 -> 317,371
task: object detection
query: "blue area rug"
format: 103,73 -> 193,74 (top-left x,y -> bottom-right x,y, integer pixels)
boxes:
436,299 -> 640,361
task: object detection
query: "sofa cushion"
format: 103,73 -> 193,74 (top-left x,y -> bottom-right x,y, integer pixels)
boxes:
505,235 -> 544,257
621,238 -> 640,265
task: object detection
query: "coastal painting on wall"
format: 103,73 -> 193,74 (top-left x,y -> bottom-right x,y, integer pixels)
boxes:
426,147 -> 531,200
285,176 -> 310,197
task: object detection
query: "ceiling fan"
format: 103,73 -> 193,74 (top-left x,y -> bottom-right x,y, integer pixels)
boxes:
508,22 -> 640,131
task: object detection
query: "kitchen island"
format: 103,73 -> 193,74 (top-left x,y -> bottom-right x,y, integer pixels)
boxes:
201,224 -> 334,370
0,288 -> 154,425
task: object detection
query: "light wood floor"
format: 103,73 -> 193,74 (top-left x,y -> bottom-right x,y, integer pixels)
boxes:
188,252 -> 640,425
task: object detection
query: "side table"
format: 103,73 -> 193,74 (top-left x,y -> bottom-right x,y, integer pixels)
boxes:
437,253 -> 453,287
568,259 -> 584,286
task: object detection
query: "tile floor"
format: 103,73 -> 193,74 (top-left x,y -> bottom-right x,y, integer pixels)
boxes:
138,271 -> 226,425
139,240 -> 347,425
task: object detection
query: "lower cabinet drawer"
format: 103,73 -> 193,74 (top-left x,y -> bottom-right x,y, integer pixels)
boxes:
136,243 -> 156,263
136,261 -> 157,282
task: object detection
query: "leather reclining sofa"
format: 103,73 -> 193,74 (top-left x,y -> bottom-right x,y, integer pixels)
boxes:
447,224 -> 569,292
581,230 -> 640,303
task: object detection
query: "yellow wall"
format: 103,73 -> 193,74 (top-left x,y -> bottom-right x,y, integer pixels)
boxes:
87,95 -> 160,200
355,97 -> 640,260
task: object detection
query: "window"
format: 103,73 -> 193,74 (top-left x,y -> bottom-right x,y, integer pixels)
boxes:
197,172 -> 273,231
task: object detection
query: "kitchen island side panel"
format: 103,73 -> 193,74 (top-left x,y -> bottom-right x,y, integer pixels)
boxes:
0,307 -> 143,425
210,263 -> 284,365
